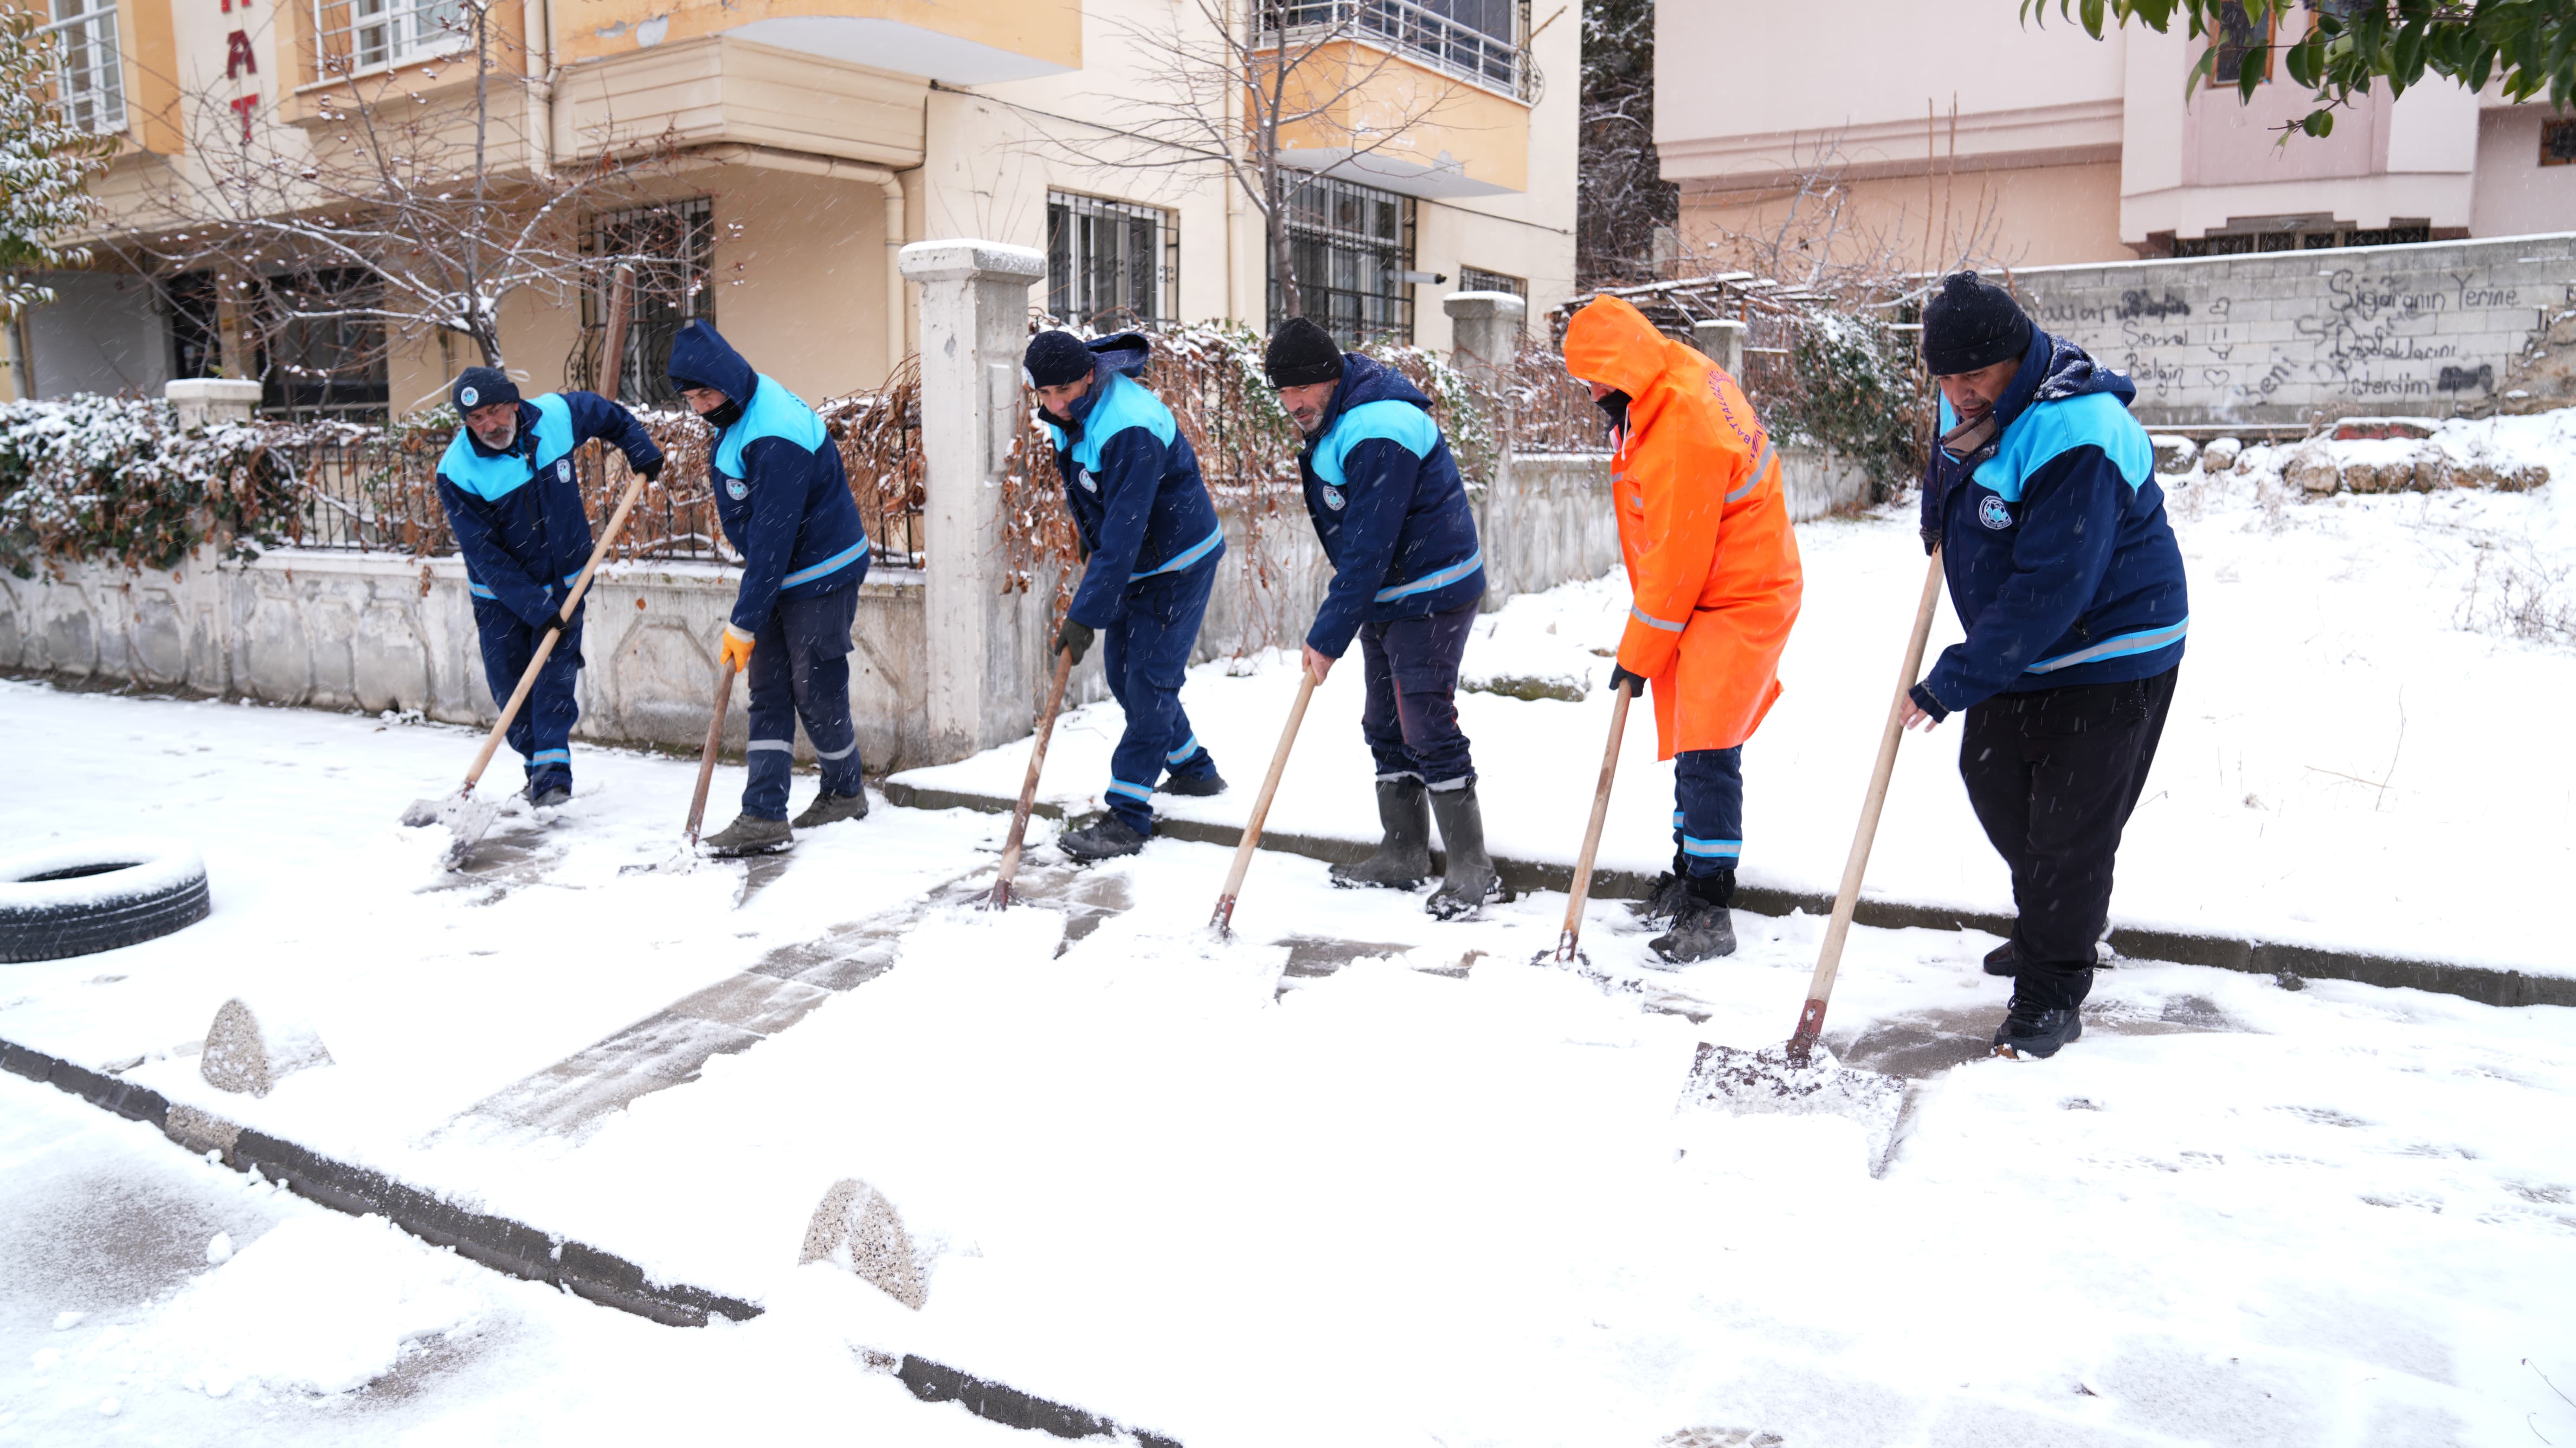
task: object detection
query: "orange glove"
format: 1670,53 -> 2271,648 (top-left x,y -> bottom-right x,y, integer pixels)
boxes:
718,624 -> 756,673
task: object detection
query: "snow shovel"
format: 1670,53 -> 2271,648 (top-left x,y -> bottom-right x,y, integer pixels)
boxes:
1678,550 -> 1946,1162
1209,663 -> 1319,938
1542,675 -> 1635,966
404,267 -> 641,866
615,655 -> 738,877
988,647 -> 1077,909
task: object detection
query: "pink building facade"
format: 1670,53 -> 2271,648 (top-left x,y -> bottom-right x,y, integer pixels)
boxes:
1654,0 -> 2571,270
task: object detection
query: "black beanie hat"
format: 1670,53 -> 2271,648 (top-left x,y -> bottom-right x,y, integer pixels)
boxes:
1921,271 -> 2033,376
1264,317 -> 1345,388
1023,330 -> 1095,390
451,366 -> 519,415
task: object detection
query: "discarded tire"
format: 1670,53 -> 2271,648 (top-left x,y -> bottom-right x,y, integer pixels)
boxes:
0,837 -> 210,964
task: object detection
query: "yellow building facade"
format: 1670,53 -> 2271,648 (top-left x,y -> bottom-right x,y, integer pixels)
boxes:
9,0 -> 1577,410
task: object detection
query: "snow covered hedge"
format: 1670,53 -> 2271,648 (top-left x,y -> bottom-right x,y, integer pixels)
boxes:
0,396 -> 311,578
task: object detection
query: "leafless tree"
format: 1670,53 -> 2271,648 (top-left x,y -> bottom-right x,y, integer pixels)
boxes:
121,0 -> 697,381
1691,126 -> 2012,302
1036,0 -> 1479,320
1573,0 -> 1673,288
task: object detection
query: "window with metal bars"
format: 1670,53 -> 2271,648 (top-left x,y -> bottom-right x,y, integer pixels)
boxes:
44,0 -> 124,134
1253,0 -> 1532,100
1271,172 -> 1416,347
1046,193 -> 1176,327
578,198 -> 718,406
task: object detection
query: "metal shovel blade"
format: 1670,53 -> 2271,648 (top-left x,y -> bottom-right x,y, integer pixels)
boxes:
1680,1040 -> 1908,1172
404,788 -> 501,868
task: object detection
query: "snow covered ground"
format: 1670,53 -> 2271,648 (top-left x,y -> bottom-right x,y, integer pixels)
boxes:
903,429 -> 2576,979
4,448 -> 2575,1444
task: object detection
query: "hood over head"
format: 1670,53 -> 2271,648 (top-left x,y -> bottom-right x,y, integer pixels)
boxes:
665,320 -> 757,406
1561,295 -> 1683,400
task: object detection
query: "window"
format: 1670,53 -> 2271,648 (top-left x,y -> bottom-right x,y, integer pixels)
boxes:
1456,266 -> 1524,298
1046,193 -> 1175,327
315,0 -> 466,75
2544,118 -> 2576,167
2208,6 -> 2273,87
44,0 -> 124,135
582,198 -> 717,406
165,272 -> 224,381
258,269 -> 389,419
1273,172 -> 1416,347
1255,0 -> 1532,100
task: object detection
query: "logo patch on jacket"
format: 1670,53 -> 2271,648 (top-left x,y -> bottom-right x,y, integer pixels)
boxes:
1076,467 -> 1097,493
557,460 -> 572,483
1978,494 -> 2013,531
1321,485 -> 1345,512
725,476 -> 749,501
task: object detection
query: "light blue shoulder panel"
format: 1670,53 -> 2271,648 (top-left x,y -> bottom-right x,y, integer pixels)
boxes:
1973,392 -> 2153,501
1315,399 -> 1441,489
713,373 -> 828,478
1068,372 -> 1176,474
437,393 -> 577,501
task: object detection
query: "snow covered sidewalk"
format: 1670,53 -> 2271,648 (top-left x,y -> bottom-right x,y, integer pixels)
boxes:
898,449 -> 2576,988
3,677 -> 2574,1444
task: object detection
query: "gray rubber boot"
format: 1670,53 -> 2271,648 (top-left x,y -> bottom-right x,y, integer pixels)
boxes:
1425,783 -> 1501,921
1330,778 -> 1432,889
1650,870 -> 1738,965
703,813 -> 792,857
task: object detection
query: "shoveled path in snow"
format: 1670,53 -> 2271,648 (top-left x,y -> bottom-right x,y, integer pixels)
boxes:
6,682 -> 2576,1445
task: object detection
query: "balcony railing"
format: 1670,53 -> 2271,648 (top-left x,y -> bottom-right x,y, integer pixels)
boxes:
43,0 -> 125,135
1262,0 -> 1535,102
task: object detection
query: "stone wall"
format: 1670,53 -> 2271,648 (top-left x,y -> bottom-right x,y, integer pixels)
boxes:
2008,232 -> 2576,430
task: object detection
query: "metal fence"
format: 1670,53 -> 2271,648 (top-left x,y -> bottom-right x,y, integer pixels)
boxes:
269,366 -> 927,570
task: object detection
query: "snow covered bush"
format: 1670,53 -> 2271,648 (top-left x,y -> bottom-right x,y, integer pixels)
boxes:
0,396 -> 306,577
1767,308 -> 1925,498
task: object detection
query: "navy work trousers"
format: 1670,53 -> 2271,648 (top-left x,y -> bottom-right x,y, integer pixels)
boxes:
471,596 -> 582,796
1100,560 -> 1220,834
743,580 -> 867,820
1958,664 -> 2180,1011
1357,600 -> 1478,791
1671,746 -> 1744,878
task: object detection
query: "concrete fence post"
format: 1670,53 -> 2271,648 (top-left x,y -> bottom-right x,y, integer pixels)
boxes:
1692,319 -> 1748,379
165,378 -> 263,429
897,238 -> 1048,764
1442,291 -> 1526,383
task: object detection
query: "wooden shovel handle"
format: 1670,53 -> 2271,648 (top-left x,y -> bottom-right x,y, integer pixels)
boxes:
1210,665 -> 1318,935
991,647 -> 1077,907
1553,680 -> 1634,962
1789,548 -> 1945,1062
686,657 -> 739,845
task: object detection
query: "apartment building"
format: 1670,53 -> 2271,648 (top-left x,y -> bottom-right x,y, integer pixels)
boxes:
1655,0 -> 2570,272
8,0 -> 1576,412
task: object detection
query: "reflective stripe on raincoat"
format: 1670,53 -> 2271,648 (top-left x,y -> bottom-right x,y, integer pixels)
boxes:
1561,295 -> 1804,759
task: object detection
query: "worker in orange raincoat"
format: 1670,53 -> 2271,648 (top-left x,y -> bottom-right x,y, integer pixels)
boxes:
1562,295 -> 1804,962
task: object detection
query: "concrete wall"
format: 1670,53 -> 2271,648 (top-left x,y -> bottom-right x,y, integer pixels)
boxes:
0,552 -> 932,774
2009,231 -> 2576,427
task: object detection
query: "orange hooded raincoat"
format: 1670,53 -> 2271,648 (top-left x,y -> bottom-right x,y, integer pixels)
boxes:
1562,295 -> 1804,759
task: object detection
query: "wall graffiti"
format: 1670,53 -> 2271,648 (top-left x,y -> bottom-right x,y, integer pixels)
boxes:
2012,237 -> 2574,428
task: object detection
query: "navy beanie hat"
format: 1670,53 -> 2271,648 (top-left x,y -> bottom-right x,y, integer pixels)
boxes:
1023,330 -> 1096,390
1921,271 -> 2033,376
1263,317 -> 1345,388
451,366 -> 519,415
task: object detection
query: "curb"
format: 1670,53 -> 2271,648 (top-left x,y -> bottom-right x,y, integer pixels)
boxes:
883,780 -> 2576,1011
1,1034 -> 1183,1445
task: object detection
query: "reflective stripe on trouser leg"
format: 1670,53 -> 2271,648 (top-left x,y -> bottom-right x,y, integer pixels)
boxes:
740,601 -> 802,820
1673,746 -> 1744,878
775,587 -> 865,802
473,596 -> 581,790
1104,563 -> 1218,833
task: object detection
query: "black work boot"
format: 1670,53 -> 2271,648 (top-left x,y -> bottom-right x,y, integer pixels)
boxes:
525,782 -> 572,810
792,791 -> 870,829
1059,812 -> 1148,863
703,813 -> 792,857
1631,847 -> 1691,925
1983,939 -> 2021,977
1425,783 -> 1500,920
1650,870 -> 1738,965
1331,778 -> 1432,889
1992,992 -> 2085,1059
1158,765 -> 1228,798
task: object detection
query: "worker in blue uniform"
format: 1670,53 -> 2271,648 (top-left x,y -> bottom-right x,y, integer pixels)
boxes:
666,321 -> 874,855
1024,329 -> 1228,862
433,365 -> 664,810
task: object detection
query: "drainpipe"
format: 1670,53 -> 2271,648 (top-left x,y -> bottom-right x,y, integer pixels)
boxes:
883,173 -> 907,377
